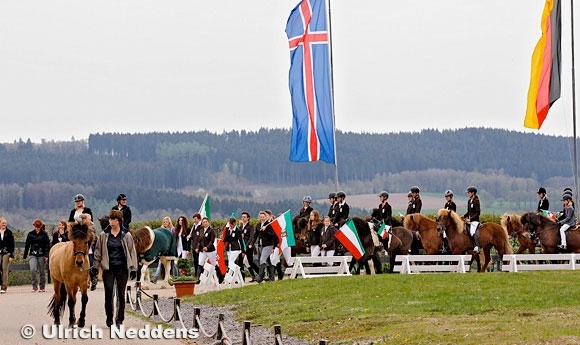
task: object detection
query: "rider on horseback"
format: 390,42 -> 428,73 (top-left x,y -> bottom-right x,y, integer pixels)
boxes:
464,186 -> 481,253
440,189 -> 456,253
557,194 -> 576,250
299,196 -> 314,218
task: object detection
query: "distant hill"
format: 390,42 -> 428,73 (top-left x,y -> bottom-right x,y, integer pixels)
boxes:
0,127 -> 573,228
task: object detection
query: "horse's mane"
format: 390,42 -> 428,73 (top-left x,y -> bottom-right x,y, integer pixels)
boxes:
403,213 -> 435,228
437,209 -> 463,234
133,226 -> 154,254
500,213 -> 521,232
67,216 -> 95,243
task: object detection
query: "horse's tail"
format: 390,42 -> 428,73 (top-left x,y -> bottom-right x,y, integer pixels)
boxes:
501,224 -> 513,254
47,283 -> 67,319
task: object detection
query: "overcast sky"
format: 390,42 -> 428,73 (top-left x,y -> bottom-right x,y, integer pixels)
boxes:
0,0 -> 575,144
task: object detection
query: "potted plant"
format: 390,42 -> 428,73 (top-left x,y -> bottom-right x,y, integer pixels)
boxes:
169,258 -> 196,297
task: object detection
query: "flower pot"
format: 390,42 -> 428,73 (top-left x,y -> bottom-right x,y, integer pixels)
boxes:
173,281 -> 195,297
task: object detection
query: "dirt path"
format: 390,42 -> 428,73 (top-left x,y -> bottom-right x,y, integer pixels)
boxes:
0,283 -> 204,344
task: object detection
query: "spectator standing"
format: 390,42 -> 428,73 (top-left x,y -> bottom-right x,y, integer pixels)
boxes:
175,216 -> 191,259
51,220 -> 70,247
112,194 -> 132,229
320,216 -> 337,262
93,210 -> 138,327
0,218 -> 15,293
152,216 -> 175,283
308,210 -> 323,257
23,219 -> 50,292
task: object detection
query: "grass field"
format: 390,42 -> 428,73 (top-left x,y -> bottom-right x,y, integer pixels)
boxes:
184,271 -> 580,345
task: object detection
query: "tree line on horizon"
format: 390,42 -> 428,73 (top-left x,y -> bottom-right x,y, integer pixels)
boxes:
0,127 -> 575,229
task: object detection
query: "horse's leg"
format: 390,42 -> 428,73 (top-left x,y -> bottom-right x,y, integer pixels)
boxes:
139,263 -> 150,289
78,284 -> 88,328
67,286 -> 77,327
161,259 -> 172,289
479,247 -> 492,272
51,280 -> 62,325
389,252 -> 396,274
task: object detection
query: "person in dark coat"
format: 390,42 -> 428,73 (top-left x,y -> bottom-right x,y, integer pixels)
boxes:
239,211 -> 259,281
537,187 -> 549,213
187,213 -> 203,278
320,216 -> 337,261
333,191 -> 350,227
112,193 -> 132,229
0,217 -> 15,293
23,219 -> 50,292
464,186 -> 481,253
444,190 -> 457,212
51,220 -> 70,247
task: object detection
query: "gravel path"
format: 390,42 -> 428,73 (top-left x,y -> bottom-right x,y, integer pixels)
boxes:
153,299 -> 312,345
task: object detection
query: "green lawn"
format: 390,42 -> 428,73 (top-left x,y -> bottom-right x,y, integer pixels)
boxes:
184,271 -> 580,344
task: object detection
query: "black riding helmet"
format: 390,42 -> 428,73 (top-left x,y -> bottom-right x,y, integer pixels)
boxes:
379,191 -> 389,199
410,186 -> 420,193
328,192 -> 336,199
336,191 -> 346,198
466,186 -> 477,194
537,187 -> 547,194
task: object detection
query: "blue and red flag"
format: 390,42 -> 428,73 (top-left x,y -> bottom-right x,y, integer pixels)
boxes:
286,0 -> 335,164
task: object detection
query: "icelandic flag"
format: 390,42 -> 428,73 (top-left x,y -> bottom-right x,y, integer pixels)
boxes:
199,193 -> 211,220
376,222 -> 390,240
269,210 -> 296,266
286,0 -> 335,164
335,219 -> 366,260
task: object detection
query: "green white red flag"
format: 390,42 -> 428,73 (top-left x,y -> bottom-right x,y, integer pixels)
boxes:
269,210 -> 296,265
376,222 -> 390,240
199,193 -> 211,220
335,219 -> 365,260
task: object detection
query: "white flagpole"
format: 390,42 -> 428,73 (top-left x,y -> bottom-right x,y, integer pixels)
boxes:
326,0 -> 339,192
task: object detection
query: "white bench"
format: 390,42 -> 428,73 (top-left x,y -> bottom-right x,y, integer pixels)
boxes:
502,254 -> 579,272
393,255 -> 474,274
285,256 -> 353,278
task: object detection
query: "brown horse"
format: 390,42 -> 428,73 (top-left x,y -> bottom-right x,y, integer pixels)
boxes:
338,217 -> 377,274
500,213 -> 536,254
435,209 -> 513,272
520,211 -> 580,253
48,216 -> 95,327
291,215 -> 309,256
403,213 -> 442,255
380,226 -> 414,273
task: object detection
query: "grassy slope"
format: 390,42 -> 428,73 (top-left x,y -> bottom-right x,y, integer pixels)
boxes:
186,271 -> 580,345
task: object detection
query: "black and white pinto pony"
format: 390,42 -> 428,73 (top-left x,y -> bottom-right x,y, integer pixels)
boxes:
132,226 -> 178,289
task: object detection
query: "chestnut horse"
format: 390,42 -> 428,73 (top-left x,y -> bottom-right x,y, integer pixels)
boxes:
48,216 -> 95,327
520,211 -> 580,253
403,213 -> 442,255
500,213 -> 536,254
435,209 -> 513,272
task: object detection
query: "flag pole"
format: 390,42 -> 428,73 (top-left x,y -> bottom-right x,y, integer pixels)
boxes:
570,0 -> 579,205
326,0 -> 339,192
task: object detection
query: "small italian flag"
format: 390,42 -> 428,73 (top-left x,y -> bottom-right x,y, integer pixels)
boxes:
541,209 -> 556,221
335,219 -> 366,260
270,210 -> 296,264
199,193 -> 211,220
376,222 -> 390,240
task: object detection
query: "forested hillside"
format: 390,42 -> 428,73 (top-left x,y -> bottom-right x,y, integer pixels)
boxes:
0,127 -> 575,229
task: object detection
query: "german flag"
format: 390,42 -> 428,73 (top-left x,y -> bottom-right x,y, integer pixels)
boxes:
524,0 -> 561,129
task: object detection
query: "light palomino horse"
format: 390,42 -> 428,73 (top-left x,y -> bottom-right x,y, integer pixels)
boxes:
436,209 -> 513,272
403,213 -> 442,255
500,213 -> 535,254
132,227 -> 178,289
48,217 -> 95,327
